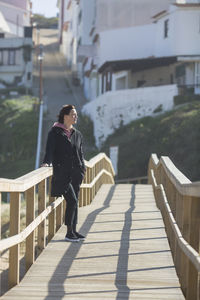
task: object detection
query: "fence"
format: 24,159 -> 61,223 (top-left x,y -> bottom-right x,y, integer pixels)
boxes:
0,153 -> 115,290
148,153 -> 200,300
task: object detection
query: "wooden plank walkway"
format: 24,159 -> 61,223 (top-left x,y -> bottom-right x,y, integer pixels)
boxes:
1,184 -> 185,300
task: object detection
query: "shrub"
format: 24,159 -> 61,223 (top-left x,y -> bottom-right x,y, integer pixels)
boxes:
174,94 -> 200,106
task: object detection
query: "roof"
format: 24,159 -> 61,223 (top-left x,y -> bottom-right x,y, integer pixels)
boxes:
93,34 -> 99,44
98,56 -> 178,73
90,27 -> 95,36
173,3 -> 200,8
152,3 -> 200,21
152,10 -> 167,19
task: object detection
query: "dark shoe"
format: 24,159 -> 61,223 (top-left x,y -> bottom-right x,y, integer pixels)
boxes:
74,232 -> 85,240
65,232 -> 80,242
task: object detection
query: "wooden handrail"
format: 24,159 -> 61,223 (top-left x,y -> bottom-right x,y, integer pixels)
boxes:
150,170 -> 200,272
0,168 -> 53,192
0,153 -> 115,290
149,154 -> 200,196
148,153 -> 200,300
115,176 -> 147,183
0,153 -> 115,193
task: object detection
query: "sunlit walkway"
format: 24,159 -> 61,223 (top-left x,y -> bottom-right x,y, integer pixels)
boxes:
1,184 -> 184,300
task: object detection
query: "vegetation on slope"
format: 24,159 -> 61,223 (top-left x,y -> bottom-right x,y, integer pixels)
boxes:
0,96 -> 38,179
101,101 -> 200,181
32,14 -> 58,29
76,113 -> 98,160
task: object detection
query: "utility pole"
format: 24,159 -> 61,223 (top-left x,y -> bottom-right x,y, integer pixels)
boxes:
39,44 -> 43,103
35,44 -> 44,169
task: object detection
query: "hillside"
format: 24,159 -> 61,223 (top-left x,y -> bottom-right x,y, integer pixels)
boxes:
32,14 -> 58,28
101,101 -> 200,181
0,96 -> 38,179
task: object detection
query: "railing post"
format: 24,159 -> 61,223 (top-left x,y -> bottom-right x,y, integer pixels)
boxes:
92,166 -> 95,197
83,188 -> 87,206
186,263 -> 198,300
25,186 -> 35,271
174,192 -> 183,278
189,197 -> 200,252
79,187 -> 83,207
48,176 -> 55,242
186,196 -> 200,300
179,195 -> 192,296
63,199 -> 66,223
9,192 -> 20,288
56,198 -> 63,232
0,193 -> 1,240
38,179 -> 46,254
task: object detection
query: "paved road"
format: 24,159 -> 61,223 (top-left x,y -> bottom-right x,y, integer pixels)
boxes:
33,29 -> 87,161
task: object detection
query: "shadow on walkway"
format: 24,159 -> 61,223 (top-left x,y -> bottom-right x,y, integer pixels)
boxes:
44,185 -> 116,300
115,184 -> 135,300
43,185 -> 141,300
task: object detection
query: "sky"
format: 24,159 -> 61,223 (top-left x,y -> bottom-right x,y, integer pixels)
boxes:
32,0 -> 59,18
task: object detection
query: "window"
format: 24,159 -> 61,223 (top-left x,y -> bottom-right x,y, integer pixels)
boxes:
170,74 -> 174,84
199,15 -> 200,33
0,50 -> 3,65
78,10 -> 82,25
164,19 -> 169,38
78,38 -> 81,46
195,62 -> 200,86
8,50 -> 16,65
27,72 -> 31,81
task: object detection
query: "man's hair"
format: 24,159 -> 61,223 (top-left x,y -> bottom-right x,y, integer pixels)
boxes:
58,104 -> 75,123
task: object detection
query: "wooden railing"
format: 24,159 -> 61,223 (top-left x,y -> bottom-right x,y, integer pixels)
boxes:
0,153 -> 115,289
148,154 -> 200,300
115,176 -> 147,184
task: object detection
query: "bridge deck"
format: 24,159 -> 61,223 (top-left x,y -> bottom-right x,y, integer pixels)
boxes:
1,184 -> 185,300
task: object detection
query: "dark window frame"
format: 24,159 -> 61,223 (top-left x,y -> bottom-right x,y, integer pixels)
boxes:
164,19 -> 169,39
8,50 -> 16,65
0,50 -> 3,65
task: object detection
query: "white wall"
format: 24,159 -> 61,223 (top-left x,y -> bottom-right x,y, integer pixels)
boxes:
80,0 -> 95,45
96,0 -> 173,31
0,1 -> 31,37
82,84 -> 178,147
98,24 -> 155,68
59,0 -> 79,67
113,71 -> 129,90
98,5 -> 200,69
155,6 -> 200,57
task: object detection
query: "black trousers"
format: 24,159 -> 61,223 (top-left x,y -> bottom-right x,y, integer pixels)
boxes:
63,170 -> 82,228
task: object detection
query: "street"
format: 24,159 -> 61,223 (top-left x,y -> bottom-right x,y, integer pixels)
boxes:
33,29 -> 87,161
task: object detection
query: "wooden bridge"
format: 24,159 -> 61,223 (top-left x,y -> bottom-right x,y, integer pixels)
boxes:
0,153 -> 200,300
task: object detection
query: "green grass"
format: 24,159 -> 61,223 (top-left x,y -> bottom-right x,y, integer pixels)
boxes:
101,101 -> 200,181
0,96 -> 38,180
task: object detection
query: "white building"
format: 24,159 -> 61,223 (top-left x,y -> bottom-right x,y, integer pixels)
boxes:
0,0 -> 33,90
87,2 -> 200,99
0,34 -> 33,89
58,0 -> 200,146
57,0 -> 173,90
57,0 -> 200,98
57,0 -> 79,71
0,0 -> 32,37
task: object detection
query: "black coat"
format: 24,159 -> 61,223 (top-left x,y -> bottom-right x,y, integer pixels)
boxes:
43,126 -> 86,197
